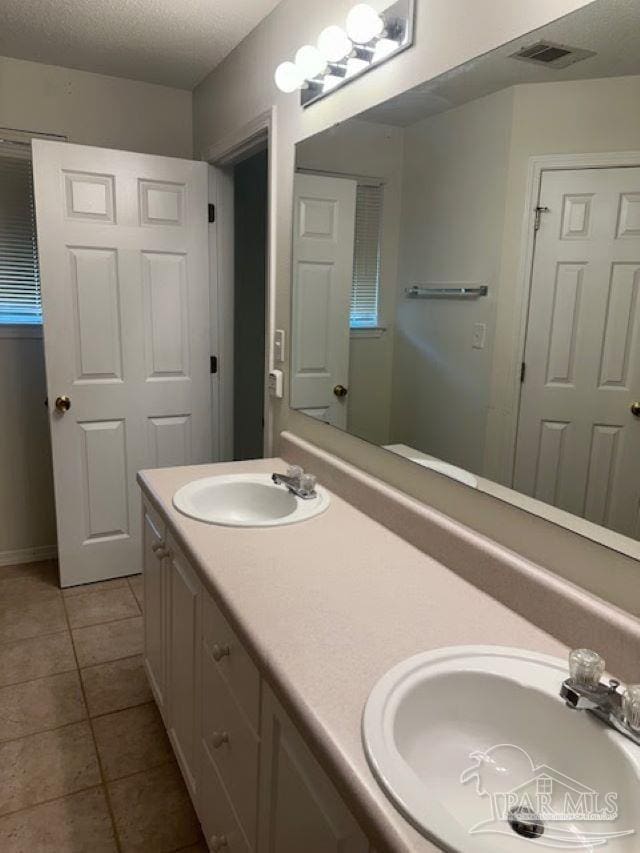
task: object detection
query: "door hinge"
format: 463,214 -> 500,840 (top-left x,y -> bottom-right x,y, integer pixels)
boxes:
534,205 -> 550,231
208,203 -> 215,223
210,355 -> 218,374
520,362 -> 526,383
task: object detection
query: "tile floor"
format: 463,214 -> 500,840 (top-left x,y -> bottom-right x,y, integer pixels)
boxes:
0,559 -> 207,852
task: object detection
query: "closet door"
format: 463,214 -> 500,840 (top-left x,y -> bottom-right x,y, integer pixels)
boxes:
32,140 -> 212,587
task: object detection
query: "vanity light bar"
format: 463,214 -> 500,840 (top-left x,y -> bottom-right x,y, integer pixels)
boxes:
274,0 -> 415,108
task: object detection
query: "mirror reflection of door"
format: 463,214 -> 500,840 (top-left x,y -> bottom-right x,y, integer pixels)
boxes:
291,173 -> 356,429
514,166 -> 640,538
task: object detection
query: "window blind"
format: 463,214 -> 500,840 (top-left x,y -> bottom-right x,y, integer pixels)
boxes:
350,183 -> 383,328
0,146 -> 42,324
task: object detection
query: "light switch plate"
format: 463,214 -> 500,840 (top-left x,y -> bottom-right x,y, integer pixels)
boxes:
274,329 -> 286,363
269,369 -> 283,398
472,322 -> 487,350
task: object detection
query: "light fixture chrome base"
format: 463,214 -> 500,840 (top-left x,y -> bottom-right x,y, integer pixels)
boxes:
301,0 -> 415,108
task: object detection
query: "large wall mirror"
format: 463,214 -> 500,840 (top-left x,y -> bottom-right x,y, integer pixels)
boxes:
291,0 -> 640,560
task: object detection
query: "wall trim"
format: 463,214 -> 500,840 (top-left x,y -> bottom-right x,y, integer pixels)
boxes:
204,107 -> 278,457
0,545 -> 57,567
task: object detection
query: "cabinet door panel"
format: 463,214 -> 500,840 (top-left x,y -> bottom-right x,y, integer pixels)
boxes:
142,503 -> 166,716
258,684 -> 369,853
200,747 -> 252,853
201,642 -> 259,846
202,592 -> 260,733
167,533 -> 201,796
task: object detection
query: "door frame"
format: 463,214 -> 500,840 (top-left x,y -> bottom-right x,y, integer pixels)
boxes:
502,151 -> 640,487
204,107 -> 277,459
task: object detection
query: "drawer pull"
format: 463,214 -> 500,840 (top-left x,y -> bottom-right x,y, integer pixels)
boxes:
211,643 -> 230,661
211,731 -> 229,749
155,547 -> 170,560
151,540 -> 165,553
210,835 -> 228,851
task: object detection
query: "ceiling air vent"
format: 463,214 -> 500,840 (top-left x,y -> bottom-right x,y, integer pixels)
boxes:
510,41 -> 596,70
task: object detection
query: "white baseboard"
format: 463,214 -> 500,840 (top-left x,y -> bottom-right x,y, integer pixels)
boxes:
0,545 -> 58,568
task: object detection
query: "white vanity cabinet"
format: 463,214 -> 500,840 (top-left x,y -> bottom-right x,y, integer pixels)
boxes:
166,530 -> 202,798
142,499 -> 168,719
141,500 -> 370,853
258,684 -> 370,853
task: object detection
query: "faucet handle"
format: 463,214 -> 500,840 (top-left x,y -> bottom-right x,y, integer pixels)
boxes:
300,473 -> 317,493
569,649 -> 605,689
622,685 -> 640,732
286,465 -> 303,480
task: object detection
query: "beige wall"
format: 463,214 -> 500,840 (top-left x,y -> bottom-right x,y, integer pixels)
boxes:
485,74 -> 640,483
296,119 -> 404,445
0,55 -> 193,560
192,0 -> 640,612
390,87 -> 514,472
0,55 -> 193,156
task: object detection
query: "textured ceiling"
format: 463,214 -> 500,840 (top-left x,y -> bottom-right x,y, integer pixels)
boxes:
360,0 -> 640,125
0,0 -> 281,89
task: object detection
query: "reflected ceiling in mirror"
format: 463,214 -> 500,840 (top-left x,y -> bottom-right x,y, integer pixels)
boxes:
290,0 -> 640,561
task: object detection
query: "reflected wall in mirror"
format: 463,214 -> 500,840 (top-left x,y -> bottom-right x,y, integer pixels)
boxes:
291,0 -> 640,559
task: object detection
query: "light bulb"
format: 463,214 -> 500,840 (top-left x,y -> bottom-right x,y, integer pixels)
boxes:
295,45 -> 327,79
345,3 -> 384,44
323,74 -> 342,93
274,61 -> 304,93
347,3 -> 384,44
317,25 -> 352,63
373,37 -> 398,62
345,56 -> 369,78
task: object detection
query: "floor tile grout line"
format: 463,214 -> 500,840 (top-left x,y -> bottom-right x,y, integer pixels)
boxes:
61,588 -> 124,853
93,754 -> 177,789
79,650 -> 146,676
0,783 -> 107,823
0,666 -> 77,691
0,626 -> 71,652
0,716 -> 93,750
68,608 -> 143,632
0,713 -> 89,746
62,574 -> 141,598
89,698 -> 157,723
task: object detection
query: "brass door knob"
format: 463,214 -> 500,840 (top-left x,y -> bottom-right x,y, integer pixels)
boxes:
55,395 -> 71,413
631,402 -> 640,418
333,384 -> 348,398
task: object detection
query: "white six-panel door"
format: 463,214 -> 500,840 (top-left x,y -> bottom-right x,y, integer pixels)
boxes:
32,140 -> 212,586
291,173 -> 356,429
514,166 -> 640,538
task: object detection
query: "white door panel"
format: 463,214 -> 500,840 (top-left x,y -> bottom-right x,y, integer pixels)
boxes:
32,140 -> 212,586
291,174 -> 356,429
514,166 -> 640,538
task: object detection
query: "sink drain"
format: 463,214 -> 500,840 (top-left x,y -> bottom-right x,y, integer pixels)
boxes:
508,806 -> 544,839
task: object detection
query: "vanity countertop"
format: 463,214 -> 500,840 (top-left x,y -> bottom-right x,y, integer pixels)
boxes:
138,457 -> 569,852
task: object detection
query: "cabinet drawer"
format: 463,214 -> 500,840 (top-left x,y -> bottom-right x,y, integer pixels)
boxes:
142,496 -> 165,542
200,748 -> 251,853
202,643 -> 259,847
202,593 -> 260,733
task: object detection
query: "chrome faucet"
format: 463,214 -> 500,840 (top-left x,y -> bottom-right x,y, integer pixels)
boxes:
272,465 -> 318,500
560,649 -> 640,746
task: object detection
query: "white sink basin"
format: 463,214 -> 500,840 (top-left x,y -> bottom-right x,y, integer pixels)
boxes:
363,646 -> 640,852
172,473 -> 330,527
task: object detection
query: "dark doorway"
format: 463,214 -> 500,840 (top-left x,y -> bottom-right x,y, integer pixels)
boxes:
233,148 -> 267,460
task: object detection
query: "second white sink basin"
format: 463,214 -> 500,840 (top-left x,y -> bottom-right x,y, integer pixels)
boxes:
363,646 -> 640,852
172,473 -> 330,527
